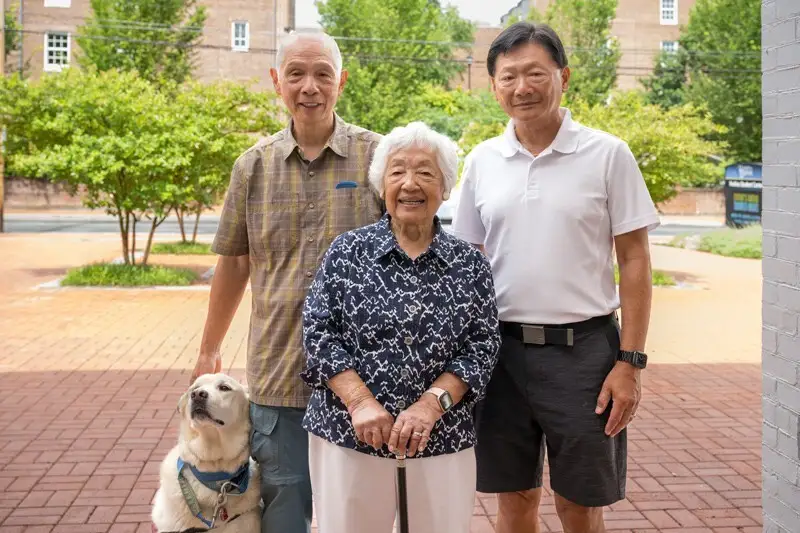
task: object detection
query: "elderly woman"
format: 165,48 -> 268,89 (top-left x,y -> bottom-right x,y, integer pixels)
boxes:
299,121 -> 501,533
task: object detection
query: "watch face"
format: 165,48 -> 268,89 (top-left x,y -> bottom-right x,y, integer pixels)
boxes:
440,392 -> 454,411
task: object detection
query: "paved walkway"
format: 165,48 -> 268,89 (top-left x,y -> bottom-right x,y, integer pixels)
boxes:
0,232 -> 763,532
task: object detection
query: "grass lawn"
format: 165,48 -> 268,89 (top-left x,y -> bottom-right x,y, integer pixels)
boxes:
667,224 -> 762,259
614,265 -> 676,287
150,241 -> 213,255
61,263 -> 198,287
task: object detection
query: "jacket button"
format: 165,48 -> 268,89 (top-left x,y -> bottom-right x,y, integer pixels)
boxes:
404,336 -> 413,345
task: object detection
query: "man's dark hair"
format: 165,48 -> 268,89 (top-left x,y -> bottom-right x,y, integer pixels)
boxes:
487,21 -> 568,77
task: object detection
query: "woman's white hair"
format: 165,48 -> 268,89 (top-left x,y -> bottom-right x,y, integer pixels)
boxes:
368,122 -> 459,197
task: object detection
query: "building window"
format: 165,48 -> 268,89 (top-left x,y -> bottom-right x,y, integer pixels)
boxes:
660,0 -> 678,25
661,40 -> 679,53
44,0 -> 71,7
44,32 -> 70,72
232,21 -> 249,51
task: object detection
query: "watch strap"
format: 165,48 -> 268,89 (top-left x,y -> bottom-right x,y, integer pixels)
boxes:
618,350 -> 648,369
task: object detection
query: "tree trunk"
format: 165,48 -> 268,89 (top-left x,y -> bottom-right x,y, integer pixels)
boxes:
118,211 -> 130,265
176,208 -> 187,243
142,217 -> 159,266
192,208 -> 202,243
131,217 -> 138,266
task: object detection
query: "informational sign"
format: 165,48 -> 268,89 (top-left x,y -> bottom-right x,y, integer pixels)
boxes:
724,163 -> 763,227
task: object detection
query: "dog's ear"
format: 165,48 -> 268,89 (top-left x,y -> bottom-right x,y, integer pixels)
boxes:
177,390 -> 189,416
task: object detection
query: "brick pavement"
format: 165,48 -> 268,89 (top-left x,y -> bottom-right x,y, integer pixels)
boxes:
0,234 -> 763,533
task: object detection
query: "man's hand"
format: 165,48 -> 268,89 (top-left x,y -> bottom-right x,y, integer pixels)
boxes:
349,397 -> 395,451
191,352 -> 222,384
595,361 -> 641,437
389,395 -> 443,457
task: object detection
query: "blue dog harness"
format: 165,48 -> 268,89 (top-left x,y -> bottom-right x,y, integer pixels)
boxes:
174,457 -> 250,530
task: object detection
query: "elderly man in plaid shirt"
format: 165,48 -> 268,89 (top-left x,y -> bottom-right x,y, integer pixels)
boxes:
191,32 -> 383,533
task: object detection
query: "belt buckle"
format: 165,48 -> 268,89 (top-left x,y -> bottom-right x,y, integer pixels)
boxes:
521,325 -> 546,345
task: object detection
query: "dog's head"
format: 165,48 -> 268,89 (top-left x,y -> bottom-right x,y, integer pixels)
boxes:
175,373 -> 251,477
178,373 -> 250,433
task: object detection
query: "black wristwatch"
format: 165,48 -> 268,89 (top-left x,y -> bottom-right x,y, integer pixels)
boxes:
618,350 -> 648,369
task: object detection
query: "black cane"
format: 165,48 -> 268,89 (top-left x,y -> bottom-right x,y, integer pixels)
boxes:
395,453 -> 410,533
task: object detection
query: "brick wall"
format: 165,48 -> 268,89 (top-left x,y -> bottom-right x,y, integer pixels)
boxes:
656,187 -> 724,215
761,1 -> 800,531
15,0 -> 292,88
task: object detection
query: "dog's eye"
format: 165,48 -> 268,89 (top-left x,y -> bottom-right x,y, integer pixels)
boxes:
218,384 -> 232,392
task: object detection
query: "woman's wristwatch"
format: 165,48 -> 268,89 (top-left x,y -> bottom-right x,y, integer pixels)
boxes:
425,387 -> 454,413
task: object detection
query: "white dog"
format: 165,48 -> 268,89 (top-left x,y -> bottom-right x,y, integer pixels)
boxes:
151,373 -> 261,533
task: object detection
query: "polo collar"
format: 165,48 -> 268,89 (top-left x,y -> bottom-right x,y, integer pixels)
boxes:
278,113 -> 349,161
373,214 -> 455,267
500,107 -> 580,158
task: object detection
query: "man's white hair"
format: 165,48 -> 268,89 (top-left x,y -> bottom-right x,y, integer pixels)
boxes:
275,32 -> 343,77
368,122 -> 459,197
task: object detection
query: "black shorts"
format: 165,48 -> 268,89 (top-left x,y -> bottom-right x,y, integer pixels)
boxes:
474,314 -> 627,508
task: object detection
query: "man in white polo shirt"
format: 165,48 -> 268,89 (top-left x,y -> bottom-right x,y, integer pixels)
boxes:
452,21 -> 660,533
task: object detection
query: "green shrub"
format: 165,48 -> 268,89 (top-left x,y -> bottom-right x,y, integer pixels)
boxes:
150,241 -> 213,255
61,263 -> 198,287
668,225 -> 762,259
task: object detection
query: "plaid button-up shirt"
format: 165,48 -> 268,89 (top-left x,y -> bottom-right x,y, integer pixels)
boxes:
211,114 -> 384,408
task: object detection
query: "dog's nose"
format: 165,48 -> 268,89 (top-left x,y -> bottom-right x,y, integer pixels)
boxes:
191,389 -> 208,400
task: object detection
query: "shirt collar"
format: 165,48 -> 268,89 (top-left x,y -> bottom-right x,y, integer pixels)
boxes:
277,113 -> 349,161
500,107 -> 580,158
373,214 -> 455,267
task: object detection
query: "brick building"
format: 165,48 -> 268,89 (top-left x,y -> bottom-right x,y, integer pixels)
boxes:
761,0 -> 800,530
10,0 -> 294,90
453,0 -> 697,91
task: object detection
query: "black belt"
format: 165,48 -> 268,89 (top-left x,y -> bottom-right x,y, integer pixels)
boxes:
500,313 -> 615,347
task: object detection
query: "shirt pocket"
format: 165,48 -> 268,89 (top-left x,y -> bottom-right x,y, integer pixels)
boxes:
247,193 -> 301,255
325,187 -> 382,241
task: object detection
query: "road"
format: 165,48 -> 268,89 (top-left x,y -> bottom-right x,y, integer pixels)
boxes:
2,213 -> 722,238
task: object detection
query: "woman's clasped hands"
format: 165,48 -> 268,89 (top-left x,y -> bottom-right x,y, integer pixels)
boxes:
347,391 -> 443,457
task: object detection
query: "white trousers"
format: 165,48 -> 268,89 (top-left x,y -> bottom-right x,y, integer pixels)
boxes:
309,434 -> 476,533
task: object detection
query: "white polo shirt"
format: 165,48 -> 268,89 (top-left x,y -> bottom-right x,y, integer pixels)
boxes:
452,108 -> 661,325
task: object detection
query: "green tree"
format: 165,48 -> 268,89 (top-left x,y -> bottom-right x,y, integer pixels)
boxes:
641,49 -> 689,109
0,69 -> 279,263
316,0 -> 474,133
401,85 -> 507,141
680,0 -> 761,162
76,0 -> 207,85
529,0 -> 621,106
571,91 -> 726,203
4,2 -> 20,61
168,81 -> 283,243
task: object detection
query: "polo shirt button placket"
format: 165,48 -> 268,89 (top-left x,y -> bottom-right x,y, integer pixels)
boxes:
527,161 -> 540,200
